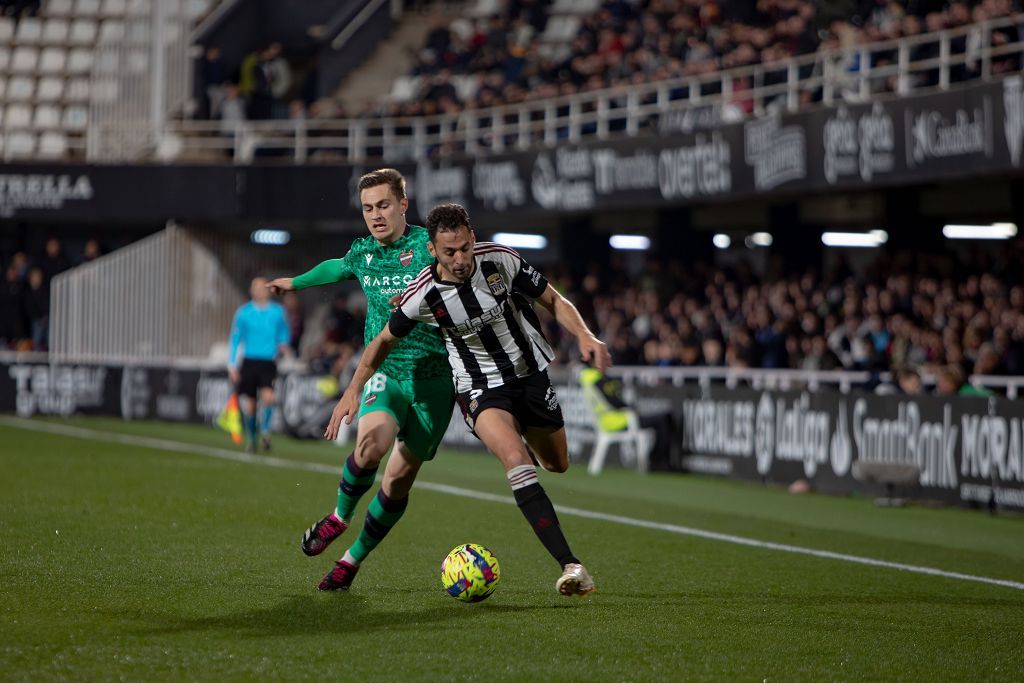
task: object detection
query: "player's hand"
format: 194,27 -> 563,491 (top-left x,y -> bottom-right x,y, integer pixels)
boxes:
324,388 -> 360,440
579,334 -> 612,372
267,277 -> 294,296
388,292 -> 402,311
228,368 -> 240,386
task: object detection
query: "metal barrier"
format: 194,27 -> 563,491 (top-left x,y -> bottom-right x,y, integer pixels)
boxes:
87,0 -> 193,161
49,224 -> 245,365
161,13 -> 1024,163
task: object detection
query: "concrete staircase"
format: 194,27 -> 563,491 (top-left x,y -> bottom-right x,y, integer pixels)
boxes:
333,2 -> 464,112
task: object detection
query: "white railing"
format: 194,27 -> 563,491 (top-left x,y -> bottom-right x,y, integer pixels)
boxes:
158,13 -> 1024,163
49,224 -> 245,365
87,0 -> 192,161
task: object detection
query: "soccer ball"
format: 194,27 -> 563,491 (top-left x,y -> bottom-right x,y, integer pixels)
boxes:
441,543 -> 501,602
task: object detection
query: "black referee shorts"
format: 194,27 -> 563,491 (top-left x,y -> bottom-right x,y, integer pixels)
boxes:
238,358 -> 277,398
455,370 -> 564,435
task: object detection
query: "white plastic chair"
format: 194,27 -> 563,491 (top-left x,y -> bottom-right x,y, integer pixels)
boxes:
42,18 -> 70,44
48,0 -> 75,16
11,46 -> 39,73
38,131 -> 68,158
69,19 -> 97,45
37,77 -> 64,101
38,47 -> 67,73
101,0 -> 128,17
0,17 -> 15,43
7,76 -> 34,101
581,380 -> 652,475
14,17 -> 42,44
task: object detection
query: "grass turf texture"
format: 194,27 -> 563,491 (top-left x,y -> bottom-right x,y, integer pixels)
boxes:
1,417 -> 1022,681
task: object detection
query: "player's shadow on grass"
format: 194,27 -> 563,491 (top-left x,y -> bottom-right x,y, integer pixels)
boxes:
129,593 -> 576,638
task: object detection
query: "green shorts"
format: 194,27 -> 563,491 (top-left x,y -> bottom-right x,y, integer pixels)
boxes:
358,372 -> 455,461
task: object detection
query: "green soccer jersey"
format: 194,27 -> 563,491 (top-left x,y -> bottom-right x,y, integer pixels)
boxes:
292,224 -> 448,380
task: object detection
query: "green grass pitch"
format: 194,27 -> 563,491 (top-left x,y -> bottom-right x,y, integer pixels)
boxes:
2,416 -> 1023,681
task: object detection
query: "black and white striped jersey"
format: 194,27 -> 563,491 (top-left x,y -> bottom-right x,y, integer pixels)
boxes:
387,242 -> 555,393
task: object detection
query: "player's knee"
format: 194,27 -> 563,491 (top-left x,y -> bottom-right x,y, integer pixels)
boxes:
353,436 -> 387,466
542,457 -> 569,474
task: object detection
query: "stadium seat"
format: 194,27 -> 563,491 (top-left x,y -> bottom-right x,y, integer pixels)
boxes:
6,131 -> 36,158
75,0 -> 102,17
101,0 -> 127,17
34,104 -> 61,128
69,19 -> 98,45
37,131 -> 68,158
0,17 -> 15,44
63,105 -> 88,129
38,47 -> 67,73
65,78 -> 90,101
5,104 -> 32,128
98,20 -> 124,42
48,0 -> 75,17
389,76 -> 420,101
36,76 -> 64,102
14,17 -> 43,44
0,47 -> 9,72
67,47 -> 93,73
10,47 -> 38,73
42,19 -> 70,44
125,0 -> 148,16
7,76 -> 35,101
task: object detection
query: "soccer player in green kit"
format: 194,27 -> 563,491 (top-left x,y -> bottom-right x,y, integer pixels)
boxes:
268,169 -> 453,591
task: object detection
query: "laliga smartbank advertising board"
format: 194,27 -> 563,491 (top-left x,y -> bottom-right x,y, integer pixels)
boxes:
663,386 -> 1024,510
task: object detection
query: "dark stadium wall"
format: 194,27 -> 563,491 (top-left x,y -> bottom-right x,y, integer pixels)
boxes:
316,0 -> 394,99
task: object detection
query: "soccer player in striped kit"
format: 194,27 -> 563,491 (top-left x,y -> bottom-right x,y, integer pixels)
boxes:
326,203 -> 610,596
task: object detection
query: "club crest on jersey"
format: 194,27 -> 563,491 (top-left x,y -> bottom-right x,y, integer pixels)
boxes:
364,394 -> 377,406
399,250 -> 414,267
365,254 -> 373,265
486,273 -> 507,297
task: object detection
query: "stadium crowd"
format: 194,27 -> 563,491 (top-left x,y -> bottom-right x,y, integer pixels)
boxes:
388,0 -> 1022,118
195,0 -> 1022,134
0,237 -> 100,352
527,248 -> 1024,392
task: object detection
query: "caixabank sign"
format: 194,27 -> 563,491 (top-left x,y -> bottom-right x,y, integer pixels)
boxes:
661,386 -> 1024,510
4,77 -> 1024,223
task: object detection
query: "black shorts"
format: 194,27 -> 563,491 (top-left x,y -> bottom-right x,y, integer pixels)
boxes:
238,359 -> 277,397
455,370 -> 564,435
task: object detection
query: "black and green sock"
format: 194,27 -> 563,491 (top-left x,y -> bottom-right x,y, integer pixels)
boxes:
335,454 -> 378,522
344,490 -> 409,565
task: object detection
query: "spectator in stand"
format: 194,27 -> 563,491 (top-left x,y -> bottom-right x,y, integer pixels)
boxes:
39,238 -> 69,284
1,262 -> 26,349
200,47 -> 227,120
80,238 -> 102,265
266,42 -> 293,118
23,266 -> 49,351
220,82 -> 246,154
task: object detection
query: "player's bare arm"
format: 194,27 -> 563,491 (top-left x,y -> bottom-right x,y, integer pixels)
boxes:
535,284 -> 611,371
267,277 -> 294,296
323,326 -> 402,439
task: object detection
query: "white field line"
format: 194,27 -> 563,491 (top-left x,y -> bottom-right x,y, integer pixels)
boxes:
3,416 -> 1023,593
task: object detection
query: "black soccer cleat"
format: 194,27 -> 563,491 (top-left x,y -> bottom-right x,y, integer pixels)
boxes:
318,559 -> 359,591
301,513 -> 348,557
260,434 -> 272,452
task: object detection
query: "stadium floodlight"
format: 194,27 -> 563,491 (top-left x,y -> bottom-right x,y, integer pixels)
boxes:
609,234 -> 651,251
712,234 -> 731,249
492,232 -> 548,249
942,223 -> 1018,240
821,230 -> 888,248
744,232 -> 773,248
251,229 -> 291,246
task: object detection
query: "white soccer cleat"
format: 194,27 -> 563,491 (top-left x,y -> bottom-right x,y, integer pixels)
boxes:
556,563 -> 596,596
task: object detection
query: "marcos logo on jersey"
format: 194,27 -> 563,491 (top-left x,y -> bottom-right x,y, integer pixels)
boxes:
399,250 -> 414,267
365,254 -> 373,265
486,273 -> 507,297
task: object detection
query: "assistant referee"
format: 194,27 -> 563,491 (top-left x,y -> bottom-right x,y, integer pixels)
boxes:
228,276 -> 291,452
